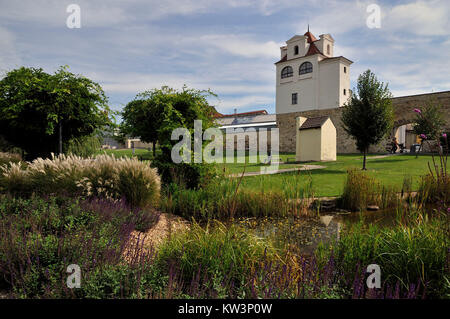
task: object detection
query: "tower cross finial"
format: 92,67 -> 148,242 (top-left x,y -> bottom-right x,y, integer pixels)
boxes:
308,23 -> 309,32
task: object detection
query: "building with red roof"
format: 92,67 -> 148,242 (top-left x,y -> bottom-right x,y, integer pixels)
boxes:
275,28 -> 353,115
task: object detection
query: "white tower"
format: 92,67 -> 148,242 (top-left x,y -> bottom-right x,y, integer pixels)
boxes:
275,28 -> 353,114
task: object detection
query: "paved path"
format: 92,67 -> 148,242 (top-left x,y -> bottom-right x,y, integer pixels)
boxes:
230,164 -> 326,177
361,153 -> 404,160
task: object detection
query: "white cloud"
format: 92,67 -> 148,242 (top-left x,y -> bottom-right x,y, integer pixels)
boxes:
385,0 -> 450,36
200,35 -> 280,59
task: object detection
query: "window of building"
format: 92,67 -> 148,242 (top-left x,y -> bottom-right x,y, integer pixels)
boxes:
294,45 -> 299,55
299,62 -> 313,75
344,66 -> 347,73
281,66 -> 293,79
292,93 -> 298,105
327,44 -> 331,55
343,89 -> 346,95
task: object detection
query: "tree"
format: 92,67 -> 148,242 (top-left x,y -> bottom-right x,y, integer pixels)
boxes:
121,98 -> 160,156
412,101 -> 445,154
342,70 -> 394,170
0,66 -> 112,160
121,86 -> 218,187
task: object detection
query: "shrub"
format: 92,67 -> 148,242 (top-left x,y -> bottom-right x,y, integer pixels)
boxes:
153,158 -> 217,189
0,154 -> 161,208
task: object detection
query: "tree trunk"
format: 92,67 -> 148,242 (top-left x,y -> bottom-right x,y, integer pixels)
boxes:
362,148 -> 367,170
152,141 -> 156,157
59,121 -> 63,155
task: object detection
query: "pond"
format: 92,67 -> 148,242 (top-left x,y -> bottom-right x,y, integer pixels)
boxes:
237,208 -> 401,255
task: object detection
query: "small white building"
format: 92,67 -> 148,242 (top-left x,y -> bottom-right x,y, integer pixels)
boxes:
296,116 -> 336,162
275,28 -> 353,114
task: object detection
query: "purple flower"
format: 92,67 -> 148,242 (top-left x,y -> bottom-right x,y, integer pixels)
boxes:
414,108 -> 421,114
443,133 -> 447,138
447,207 -> 450,213
420,134 -> 427,140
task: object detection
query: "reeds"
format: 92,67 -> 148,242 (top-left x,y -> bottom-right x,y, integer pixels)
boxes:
339,169 -> 403,211
317,210 -> 449,298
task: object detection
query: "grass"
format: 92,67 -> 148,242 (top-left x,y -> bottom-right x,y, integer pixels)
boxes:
104,149 -> 438,197
239,154 -> 439,197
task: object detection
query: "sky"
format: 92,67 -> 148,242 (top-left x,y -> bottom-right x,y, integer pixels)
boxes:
0,0 -> 449,117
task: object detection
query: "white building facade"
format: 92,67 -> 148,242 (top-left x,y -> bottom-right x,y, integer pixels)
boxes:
275,30 -> 353,115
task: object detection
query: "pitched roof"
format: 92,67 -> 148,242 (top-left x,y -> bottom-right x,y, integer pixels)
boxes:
276,54 -> 287,64
299,116 -> 330,130
304,31 -> 318,43
275,29 -> 324,64
305,42 -> 322,56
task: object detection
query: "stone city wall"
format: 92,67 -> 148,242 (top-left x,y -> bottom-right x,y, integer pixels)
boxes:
277,91 -> 450,153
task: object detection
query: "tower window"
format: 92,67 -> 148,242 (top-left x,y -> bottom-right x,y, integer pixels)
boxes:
327,44 -> 331,55
343,89 -> 346,95
294,45 -> 299,55
344,66 -> 347,73
299,62 -> 313,75
281,66 -> 293,79
292,93 -> 298,105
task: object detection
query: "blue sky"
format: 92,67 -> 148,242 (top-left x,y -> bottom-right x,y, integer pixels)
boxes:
0,0 -> 449,117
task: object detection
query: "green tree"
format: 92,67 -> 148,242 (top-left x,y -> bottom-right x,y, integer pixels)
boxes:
412,101 -> 445,154
0,66 -> 112,160
121,98 -> 160,156
65,133 -> 102,158
342,70 -> 394,170
121,86 -> 218,187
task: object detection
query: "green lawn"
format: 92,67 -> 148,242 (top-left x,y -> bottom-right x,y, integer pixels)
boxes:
238,153 -> 438,197
103,149 -> 440,197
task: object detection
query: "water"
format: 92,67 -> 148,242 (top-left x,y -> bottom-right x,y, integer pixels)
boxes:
237,209 -> 401,255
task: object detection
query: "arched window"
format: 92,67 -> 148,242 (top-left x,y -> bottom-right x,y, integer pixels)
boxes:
281,66 -> 293,79
327,44 -> 331,55
294,46 -> 299,55
299,62 -> 313,75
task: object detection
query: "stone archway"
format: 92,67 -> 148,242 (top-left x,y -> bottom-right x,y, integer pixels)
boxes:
391,122 -> 418,152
